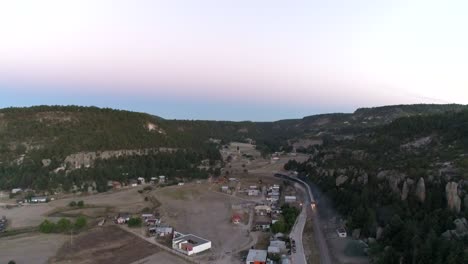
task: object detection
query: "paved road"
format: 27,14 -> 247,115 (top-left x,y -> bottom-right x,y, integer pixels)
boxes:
276,174 -> 333,264
289,197 -> 308,264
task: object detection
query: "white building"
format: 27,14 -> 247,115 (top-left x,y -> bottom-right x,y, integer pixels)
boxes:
159,175 -> 166,183
248,189 -> 260,196
172,232 -> 211,256
30,196 -> 47,203
284,196 -> 297,203
11,188 -> 22,194
246,249 -> 267,264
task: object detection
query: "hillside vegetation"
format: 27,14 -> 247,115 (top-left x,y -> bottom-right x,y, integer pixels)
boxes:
286,110 -> 468,263
0,104 -> 466,192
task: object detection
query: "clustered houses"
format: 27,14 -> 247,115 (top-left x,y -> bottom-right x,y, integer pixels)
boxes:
252,184 -> 285,232
172,231 -> 212,256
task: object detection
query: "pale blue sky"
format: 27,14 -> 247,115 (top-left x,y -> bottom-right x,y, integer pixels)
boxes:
0,1 -> 467,120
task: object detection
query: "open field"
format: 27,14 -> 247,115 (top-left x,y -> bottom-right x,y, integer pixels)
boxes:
0,233 -> 68,264
0,187 -> 152,230
51,225 -> 160,264
153,183 -> 255,264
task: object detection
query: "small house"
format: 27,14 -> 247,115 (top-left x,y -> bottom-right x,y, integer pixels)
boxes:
149,226 -> 173,237
221,186 -> 229,193
30,196 -> 47,203
137,177 -> 145,185
178,182 -> 185,186
159,175 -> 166,184
145,218 -> 161,226
11,188 -> 22,194
254,205 -> 271,215
284,196 -> 297,203
248,189 -> 260,196
246,249 -> 267,264
116,213 -> 132,224
232,214 -> 242,224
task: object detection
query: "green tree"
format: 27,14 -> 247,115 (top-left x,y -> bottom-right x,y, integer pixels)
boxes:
69,201 -> 77,207
39,220 -> 56,233
127,217 -> 142,227
77,200 -> 84,207
56,218 -> 72,233
74,216 -> 87,230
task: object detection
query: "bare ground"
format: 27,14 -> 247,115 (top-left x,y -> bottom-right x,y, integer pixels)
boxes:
51,225 -> 160,264
153,184 -> 253,264
0,233 -> 68,264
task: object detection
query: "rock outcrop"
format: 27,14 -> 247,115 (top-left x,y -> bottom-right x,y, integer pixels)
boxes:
41,159 -> 51,167
442,218 -> 468,240
335,175 -> 349,187
64,147 -> 177,169
415,177 -> 426,203
401,180 -> 409,201
446,182 -> 461,213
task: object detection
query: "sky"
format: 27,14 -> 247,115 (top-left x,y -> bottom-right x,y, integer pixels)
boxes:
0,0 -> 467,121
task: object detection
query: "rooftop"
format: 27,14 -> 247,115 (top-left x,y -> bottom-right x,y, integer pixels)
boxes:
246,249 -> 267,262
173,233 -> 210,246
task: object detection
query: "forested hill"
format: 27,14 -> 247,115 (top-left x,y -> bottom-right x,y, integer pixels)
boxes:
285,109 -> 468,263
1,104 -> 467,162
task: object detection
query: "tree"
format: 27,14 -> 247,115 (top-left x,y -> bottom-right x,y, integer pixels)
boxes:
77,200 -> 84,207
74,216 -> 87,230
69,201 -> 77,207
39,220 -> 56,233
8,261 -> 16,264
127,217 -> 142,227
271,220 -> 287,233
56,218 -> 72,232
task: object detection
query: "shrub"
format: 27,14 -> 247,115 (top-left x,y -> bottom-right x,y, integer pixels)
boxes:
56,218 -> 72,232
77,200 -> 84,207
74,216 -> 87,230
39,220 -> 56,233
8,261 -> 16,264
127,217 -> 142,228
69,201 -> 77,207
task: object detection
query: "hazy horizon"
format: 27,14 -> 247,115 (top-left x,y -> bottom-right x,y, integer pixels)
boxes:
1,1 -> 467,120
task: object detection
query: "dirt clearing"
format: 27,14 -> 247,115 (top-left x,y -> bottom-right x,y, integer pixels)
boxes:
51,225 -> 160,264
0,233 -> 68,264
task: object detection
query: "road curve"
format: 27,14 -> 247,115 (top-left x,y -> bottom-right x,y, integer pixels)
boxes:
275,174 -> 333,264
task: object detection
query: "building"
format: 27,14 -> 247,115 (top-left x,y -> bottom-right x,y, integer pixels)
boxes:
268,240 -> 286,254
30,196 -> 47,203
112,181 -> 122,189
254,205 -> 271,215
116,213 -> 132,224
137,177 -> 145,185
159,175 -> 166,184
178,182 -> 185,186
254,217 -> 271,231
266,195 -> 279,203
221,186 -> 229,193
246,249 -> 267,264
172,232 -> 212,256
11,188 -> 22,194
232,214 -> 242,224
337,227 -> 347,238
248,189 -> 260,196
284,196 -> 297,203
149,226 -> 173,237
